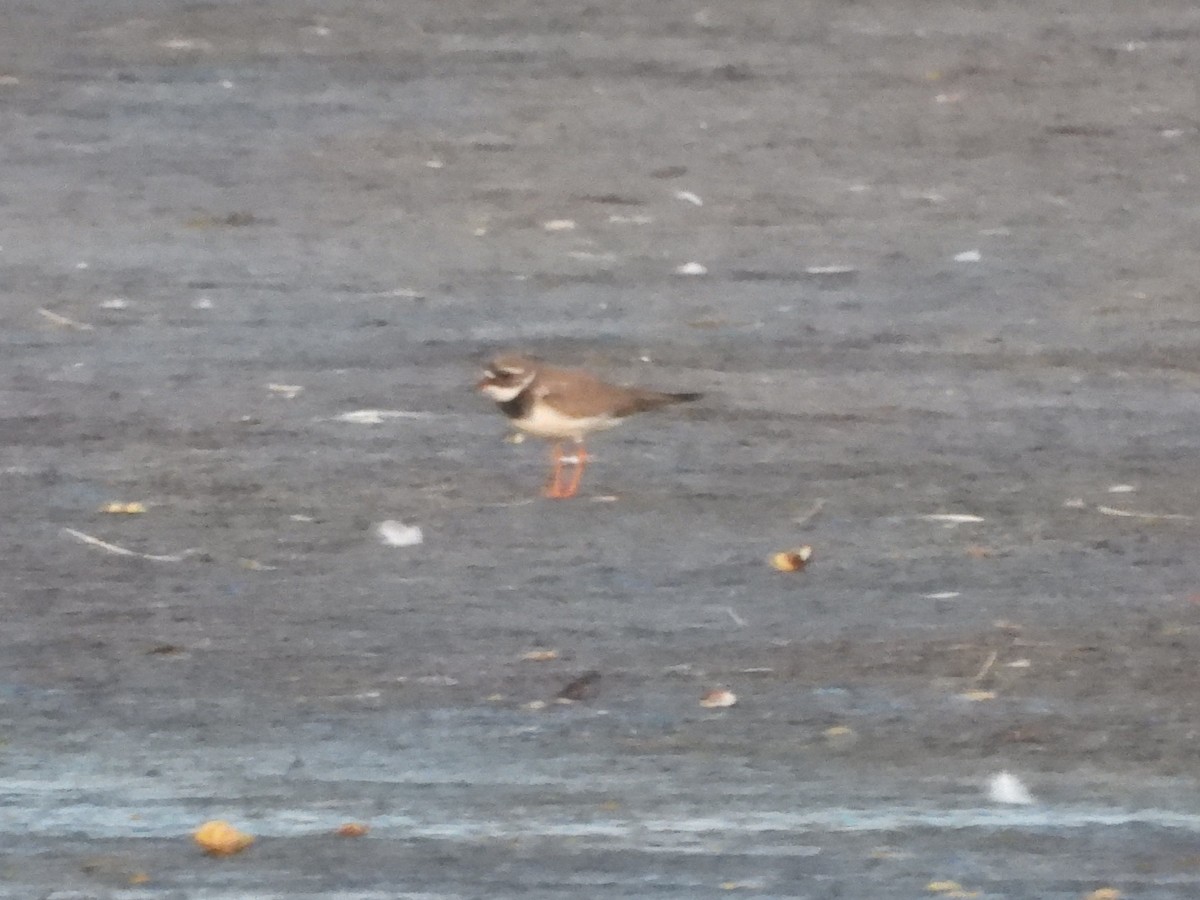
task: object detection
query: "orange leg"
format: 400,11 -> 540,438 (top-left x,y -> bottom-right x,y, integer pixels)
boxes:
543,443 -> 567,498
559,442 -> 589,499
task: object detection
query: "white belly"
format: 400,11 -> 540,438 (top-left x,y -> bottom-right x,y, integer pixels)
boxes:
514,403 -> 620,440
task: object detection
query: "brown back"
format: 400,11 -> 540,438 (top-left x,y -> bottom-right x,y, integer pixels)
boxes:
535,364 -> 700,418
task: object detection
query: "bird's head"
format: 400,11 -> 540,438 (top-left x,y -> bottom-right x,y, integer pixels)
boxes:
477,354 -> 537,402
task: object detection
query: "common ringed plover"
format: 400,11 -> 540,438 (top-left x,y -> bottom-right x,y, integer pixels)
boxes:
477,353 -> 701,498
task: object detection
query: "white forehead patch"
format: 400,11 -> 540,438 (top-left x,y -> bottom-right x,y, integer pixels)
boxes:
481,370 -> 536,402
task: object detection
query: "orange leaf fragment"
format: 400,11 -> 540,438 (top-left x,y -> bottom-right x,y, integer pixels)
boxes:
336,822 -> 370,838
193,820 -> 254,856
770,545 -> 813,572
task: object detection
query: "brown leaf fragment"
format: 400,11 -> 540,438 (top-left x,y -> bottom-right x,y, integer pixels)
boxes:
556,671 -> 601,702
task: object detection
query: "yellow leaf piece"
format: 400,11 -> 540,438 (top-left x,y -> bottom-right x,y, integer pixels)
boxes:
960,690 -> 996,702
927,882 -> 964,893
1084,890 -> 1121,900
193,820 -> 255,856
102,501 -> 146,514
521,649 -> 559,662
129,872 -> 151,885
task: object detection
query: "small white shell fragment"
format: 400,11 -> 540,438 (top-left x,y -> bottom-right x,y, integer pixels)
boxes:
542,219 -> 576,231
608,213 -> 653,224
954,249 -> 982,262
805,265 -> 858,275
988,771 -> 1036,805
1005,658 -> 1032,668
192,297 -> 215,309
700,688 -> 737,708
267,383 -> 304,399
376,520 -> 424,547
675,261 -> 708,276
160,37 -> 212,51
425,159 -> 444,169
1107,484 -> 1136,493
920,513 -> 985,524
416,674 -> 457,686
923,591 -> 961,600
1063,497 -> 1087,509
674,190 -> 703,206
100,297 -> 130,310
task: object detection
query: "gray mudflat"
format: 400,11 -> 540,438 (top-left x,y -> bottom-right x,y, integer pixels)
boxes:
4,1 -> 1200,897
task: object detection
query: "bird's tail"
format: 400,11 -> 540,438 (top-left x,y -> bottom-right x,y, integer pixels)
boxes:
629,390 -> 703,412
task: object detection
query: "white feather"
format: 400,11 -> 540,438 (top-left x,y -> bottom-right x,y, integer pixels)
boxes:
988,771 -> 1036,805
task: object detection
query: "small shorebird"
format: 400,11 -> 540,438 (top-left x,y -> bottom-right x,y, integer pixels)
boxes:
477,353 -> 701,498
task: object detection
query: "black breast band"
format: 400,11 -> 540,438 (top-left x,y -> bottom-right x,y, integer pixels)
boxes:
497,389 -> 535,420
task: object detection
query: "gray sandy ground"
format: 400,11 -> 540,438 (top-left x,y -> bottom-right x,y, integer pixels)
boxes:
3,1 -> 1200,896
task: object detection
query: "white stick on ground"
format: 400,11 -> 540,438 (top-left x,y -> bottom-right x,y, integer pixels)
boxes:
61,527 -> 192,562
1096,505 -> 1192,522
792,498 -> 827,526
38,308 -> 93,330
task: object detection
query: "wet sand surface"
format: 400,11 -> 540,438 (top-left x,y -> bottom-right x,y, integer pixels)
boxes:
4,1 -> 1200,896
